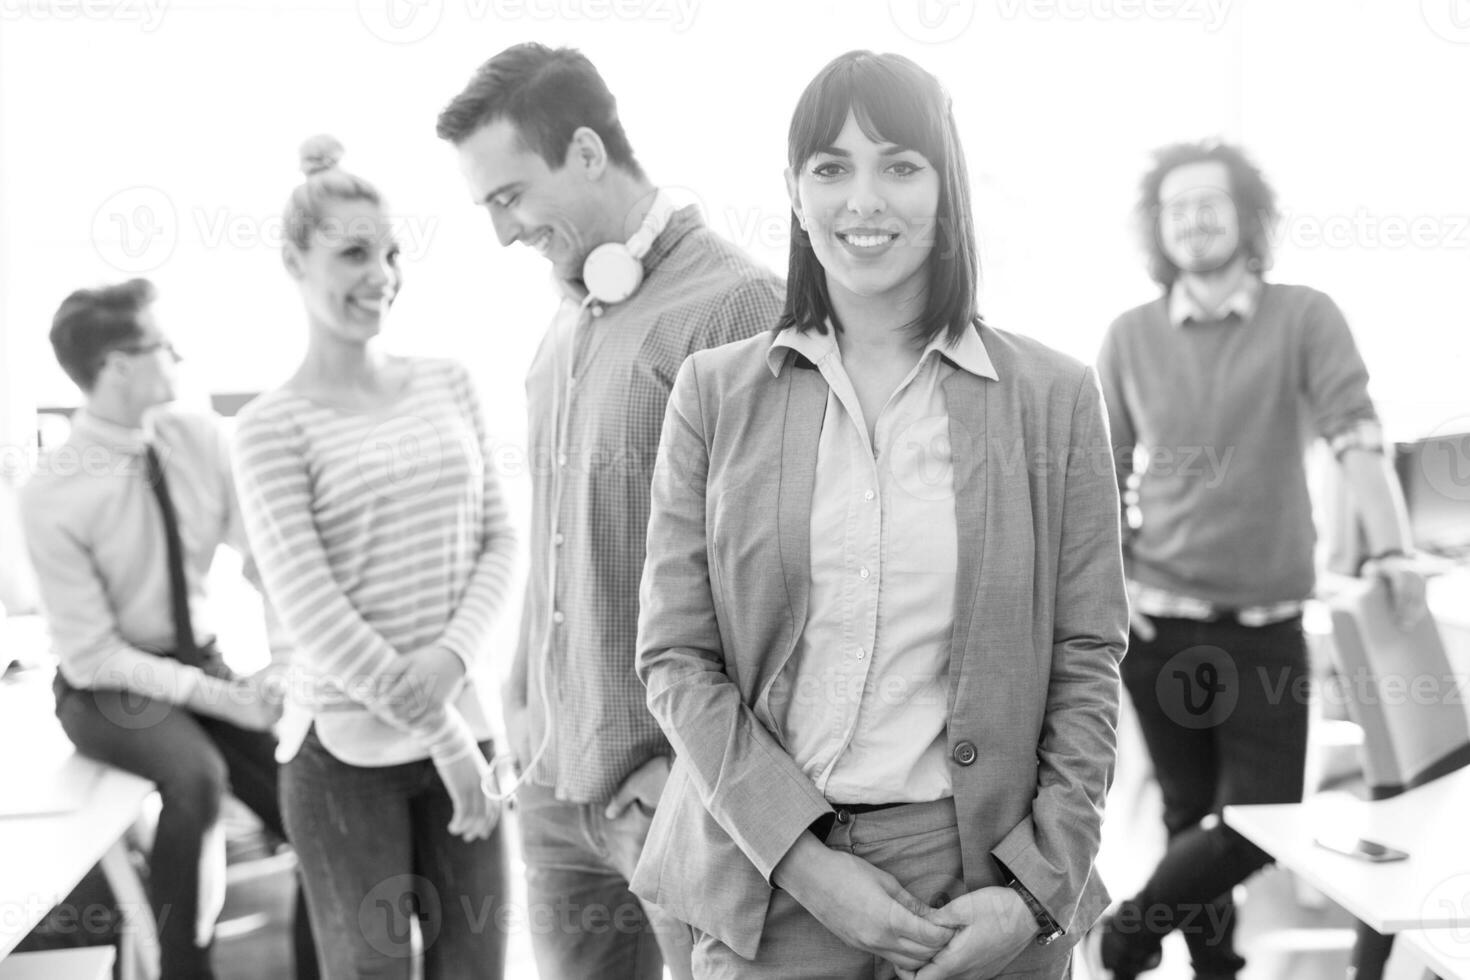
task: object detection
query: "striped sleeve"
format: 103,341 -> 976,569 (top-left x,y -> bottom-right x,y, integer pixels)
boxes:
231,400 -> 460,746
435,362 -> 519,672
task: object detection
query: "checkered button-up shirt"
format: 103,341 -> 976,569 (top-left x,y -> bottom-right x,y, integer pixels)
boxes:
511,204 -> 785,803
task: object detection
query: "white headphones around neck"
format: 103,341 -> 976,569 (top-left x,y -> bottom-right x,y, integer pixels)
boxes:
581,190 -> 677,305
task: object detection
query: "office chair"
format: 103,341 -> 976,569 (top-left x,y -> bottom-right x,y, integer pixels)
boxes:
1328,577 -> 1470,980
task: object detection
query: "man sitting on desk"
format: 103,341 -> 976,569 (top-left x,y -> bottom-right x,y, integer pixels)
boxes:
20,278 -> 316,980
1089,141 -> 1428,980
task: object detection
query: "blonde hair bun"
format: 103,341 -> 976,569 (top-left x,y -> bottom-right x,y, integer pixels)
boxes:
299,134 -> 345,177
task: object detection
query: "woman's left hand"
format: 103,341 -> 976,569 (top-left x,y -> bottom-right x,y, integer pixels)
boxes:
894,887 -> 1036,980
381,645 -> 467,727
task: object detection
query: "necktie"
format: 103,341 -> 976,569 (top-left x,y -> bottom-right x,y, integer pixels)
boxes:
144,444 -> 202,668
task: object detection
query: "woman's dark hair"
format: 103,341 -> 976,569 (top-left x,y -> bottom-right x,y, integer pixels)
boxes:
436,42 -> 643,179
1136,140 -> 1278,290
776,50 -> 979,345
49,278 -> 158,391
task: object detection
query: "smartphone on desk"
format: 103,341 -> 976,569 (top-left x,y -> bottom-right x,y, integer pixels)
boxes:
1313,833 -> 1409,862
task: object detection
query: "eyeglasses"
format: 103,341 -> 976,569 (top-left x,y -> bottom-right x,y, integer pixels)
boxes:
116,339 -> 181,361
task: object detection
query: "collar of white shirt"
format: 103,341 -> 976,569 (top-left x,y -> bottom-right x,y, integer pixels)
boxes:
766,320 -> 999,381
1167,273 -> 1262,327
68,408 -> 155,455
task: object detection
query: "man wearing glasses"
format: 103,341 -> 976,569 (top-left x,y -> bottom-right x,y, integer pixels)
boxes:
20,278 -> 316,980
1087,142 -> 1425,980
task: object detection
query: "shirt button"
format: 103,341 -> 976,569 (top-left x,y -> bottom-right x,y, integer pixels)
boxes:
864,490 -> 875,501
856,648 -> 866,660
952,741 -> 977,766
552,610 -> 565,625
557,453 -> 568,467
859,567 -> 870,580
553,533 -> 565,546
591,304 -> 604,318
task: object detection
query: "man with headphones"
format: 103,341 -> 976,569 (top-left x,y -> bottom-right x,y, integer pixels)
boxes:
438,44 -> 784,980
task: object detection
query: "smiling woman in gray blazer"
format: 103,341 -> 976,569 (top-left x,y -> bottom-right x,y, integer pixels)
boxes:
630,51 -> 1128,980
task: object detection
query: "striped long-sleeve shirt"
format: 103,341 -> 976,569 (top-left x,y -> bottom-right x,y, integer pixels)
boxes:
232,357 -> 517,765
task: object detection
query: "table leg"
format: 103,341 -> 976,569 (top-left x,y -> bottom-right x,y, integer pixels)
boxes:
97,840 -> 158,980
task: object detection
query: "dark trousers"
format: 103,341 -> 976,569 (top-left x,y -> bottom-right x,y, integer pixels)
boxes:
55,675 -> 318,980
280,727 -> 510,979
1108,616 -> 1309,979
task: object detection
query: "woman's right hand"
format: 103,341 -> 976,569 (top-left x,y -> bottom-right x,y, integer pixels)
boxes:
773,833 -> 954,971
422,707 -> 500,842
431,742 -> 500,842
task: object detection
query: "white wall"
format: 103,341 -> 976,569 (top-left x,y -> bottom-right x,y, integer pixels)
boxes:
1,0 -> 1467,482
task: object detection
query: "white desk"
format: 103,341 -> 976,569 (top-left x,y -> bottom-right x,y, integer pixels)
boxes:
1223,767 -> 1470,933
0,622 -> 158,977
1429,570 -> 1470,667
1400,927 -> 1470,980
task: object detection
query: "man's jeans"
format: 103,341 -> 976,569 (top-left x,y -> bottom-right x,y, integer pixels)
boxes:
280,727 -> 510,979
1109,615 -> 1309,979
55,676 -> 317,980
517,781 -> 694,980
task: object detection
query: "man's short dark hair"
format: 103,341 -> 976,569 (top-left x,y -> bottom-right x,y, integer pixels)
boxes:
436,43 -> 644,178
50,278 -> 157,391
1137,140 -> 1278,290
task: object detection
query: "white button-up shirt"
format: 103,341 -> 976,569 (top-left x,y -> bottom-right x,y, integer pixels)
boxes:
764,323 -> 998,803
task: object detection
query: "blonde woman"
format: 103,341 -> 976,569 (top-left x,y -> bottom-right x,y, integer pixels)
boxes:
233,136 -> 516,979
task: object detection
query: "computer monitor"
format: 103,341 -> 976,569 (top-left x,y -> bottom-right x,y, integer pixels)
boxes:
1395,431 -> 1470,556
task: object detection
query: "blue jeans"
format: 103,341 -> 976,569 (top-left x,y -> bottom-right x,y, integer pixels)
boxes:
281,727 -> 510,979
517,781 -> 694,980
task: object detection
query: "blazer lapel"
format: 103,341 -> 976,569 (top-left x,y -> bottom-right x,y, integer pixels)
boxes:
775,362 -> 827,671
943,369 -> 989,717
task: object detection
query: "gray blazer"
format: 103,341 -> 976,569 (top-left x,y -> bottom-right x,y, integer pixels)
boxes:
631,323 -> 1127,966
